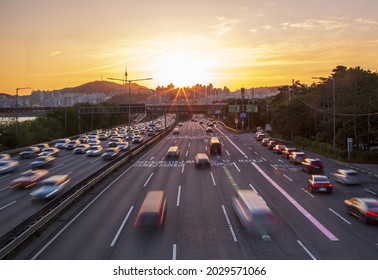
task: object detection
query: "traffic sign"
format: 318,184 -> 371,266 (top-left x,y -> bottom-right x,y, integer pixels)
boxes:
247,104 -> 258,113
228,105 -> 240,112
240,112 -> 247,118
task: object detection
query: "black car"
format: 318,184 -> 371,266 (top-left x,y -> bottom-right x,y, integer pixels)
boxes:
344,197 -> 378,224
301,158 -> 324,173
19,146 -> 40,159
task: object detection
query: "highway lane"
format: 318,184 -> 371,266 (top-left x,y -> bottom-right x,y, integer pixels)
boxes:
0,117 -> 174,238
14,119 -> 378,260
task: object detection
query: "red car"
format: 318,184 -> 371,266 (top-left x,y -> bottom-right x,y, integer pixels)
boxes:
10,169 -> 49,189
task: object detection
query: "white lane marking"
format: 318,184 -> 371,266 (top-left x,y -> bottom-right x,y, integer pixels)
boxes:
110,206 -> 134,247
188,142 -> 191,148
253,151 -> 258,155
210,172 -> 216,186
261,157 -> 267,161
90,157 -> 102,164
0,200 -> 17,211
329,208 -> 352,225
252,162 -> 339,241
226,149 -> 230,156
205,146 -> 208,151
218,130 -> 247,158
301,188 -> 315,198
249,184 -> 258,192
221,205 -> 238,242
297,240 -> 317,260
172,244 -> 177,260
144,173 -> 154,187
283,174 -> 293,181
0,186 -> 9,192
270,164 -> 277,170
176,185 -> 182,207
49,163 -> 65,171
181,164 -> 185,174
233,162 -> 241,172
185,150 -> 189,157
150,156 -> 155,160
364,188 -> 377,195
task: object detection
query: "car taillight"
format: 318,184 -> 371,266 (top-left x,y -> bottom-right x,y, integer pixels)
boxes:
365,210 -> 378,217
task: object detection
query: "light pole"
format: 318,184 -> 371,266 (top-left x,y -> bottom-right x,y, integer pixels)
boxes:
15,87 -> 31,142
312,76 -> 336,147
108,70 -> 152,151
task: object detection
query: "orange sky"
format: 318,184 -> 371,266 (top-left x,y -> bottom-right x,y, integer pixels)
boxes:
1,0 -> 378,95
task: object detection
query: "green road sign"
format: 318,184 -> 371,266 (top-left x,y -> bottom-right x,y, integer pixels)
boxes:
228,105 -> 240,112
247,104 -> 258,113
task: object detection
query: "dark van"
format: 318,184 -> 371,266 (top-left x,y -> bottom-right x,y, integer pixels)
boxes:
209,137 -> 222,154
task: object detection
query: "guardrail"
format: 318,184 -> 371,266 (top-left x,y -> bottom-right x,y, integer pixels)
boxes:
0,126 -> 174,259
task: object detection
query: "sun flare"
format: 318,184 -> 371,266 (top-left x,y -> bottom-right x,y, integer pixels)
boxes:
153,51 -> 213,88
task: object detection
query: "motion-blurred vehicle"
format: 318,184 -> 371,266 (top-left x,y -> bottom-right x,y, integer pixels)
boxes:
301,158 -> 324,173
261,138 -> 270,146
65,139 -> 80,150
131,135 -> 143,144
255,133 -> 266,141
134,190 -> 166,229
166,146 -> 180,159
0,153 -> 11,161
195,153 -> 211,167
307,175 -> 332,193
209,137 -> 222,154
344,197 -> 378,224
55,138 -> 70,149
73,144 -> 90,154
273,144 -> 287,154
232,189 -> 276,233
282,147 -> 297,159
102,147 -> 120,160
108,137 -> 122,147
36,143 -> 50,150
10,169 -> 48,189
19,146 -> 40,159
334,169 -> 360,185
267,140 -> 277,150
206,127 -> 213,133
289,152 -> 306,164
30,155 -> 55,169
86,145 -> 103,156
118,141 -> 129,151
30,174 -> 70,200
38,147 -> 60,157
172,127 -> 180,134
0,160 -> 19,174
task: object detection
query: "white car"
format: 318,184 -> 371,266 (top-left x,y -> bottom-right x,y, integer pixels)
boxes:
334,169 -> 360,185
86,145 -> 103,156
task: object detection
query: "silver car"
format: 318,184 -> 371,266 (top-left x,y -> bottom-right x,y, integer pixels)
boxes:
334,169 -> 360,185
0,160 -> 19,174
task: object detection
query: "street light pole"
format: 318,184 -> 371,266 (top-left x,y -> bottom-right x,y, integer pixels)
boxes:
108,70 -> 152,152
15,87 -> 31,142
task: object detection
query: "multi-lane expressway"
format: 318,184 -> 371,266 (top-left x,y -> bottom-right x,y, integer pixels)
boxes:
6,120 -> 378,260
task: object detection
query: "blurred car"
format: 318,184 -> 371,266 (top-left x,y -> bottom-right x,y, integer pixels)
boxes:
134,190 -> 166,229
38,147 -> 60,157
108,137 -> 122,147
30,174 -> 71,200
282,147 -> 297,159
344,197 -> 378,224
267,140 -> 277,150
166,146 -> 180,159
10,169 -> 48,189
232,189 -> 276,233
261,138 -> 270,146
206,127 -> 213,133
307,175 -> 332,193
30,155 -> 55,169
36,143 -> 50,150
301,158 -> 324,173
102,147 -> 120,160
118,141 -> 129,151
0,153 -> 11,161
131,135 -> 143,144
86,145 -> 103,156
334,169 -> 361,185
65,139 -> 80,150
0,160 -> 19,174
172,128 -> 180,134
147,129 -> 155,136
78,135 -> 88,143
209,137 -> 222,154
195,153 -> 211,167
19,146 -> 40,159
73,143 -> 90,154
289,151 -> 306,164
256,133 -> 266,141
87,139 -> 101,146
273,144 -> 287,154
55,138 -> 70,149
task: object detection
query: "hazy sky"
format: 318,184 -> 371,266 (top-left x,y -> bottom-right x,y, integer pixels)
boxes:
1,0 -> 377,94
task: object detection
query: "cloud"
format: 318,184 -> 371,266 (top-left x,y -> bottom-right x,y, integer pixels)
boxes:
50,50 -> 61,56
213,16 -> 240,35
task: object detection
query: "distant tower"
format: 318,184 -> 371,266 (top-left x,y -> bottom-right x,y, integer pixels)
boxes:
124,65 -> 128,85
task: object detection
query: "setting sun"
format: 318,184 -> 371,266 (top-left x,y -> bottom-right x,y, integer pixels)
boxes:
152,51 -> 214,88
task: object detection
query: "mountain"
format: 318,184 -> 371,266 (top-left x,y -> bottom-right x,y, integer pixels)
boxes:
58,80 -> 151,94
